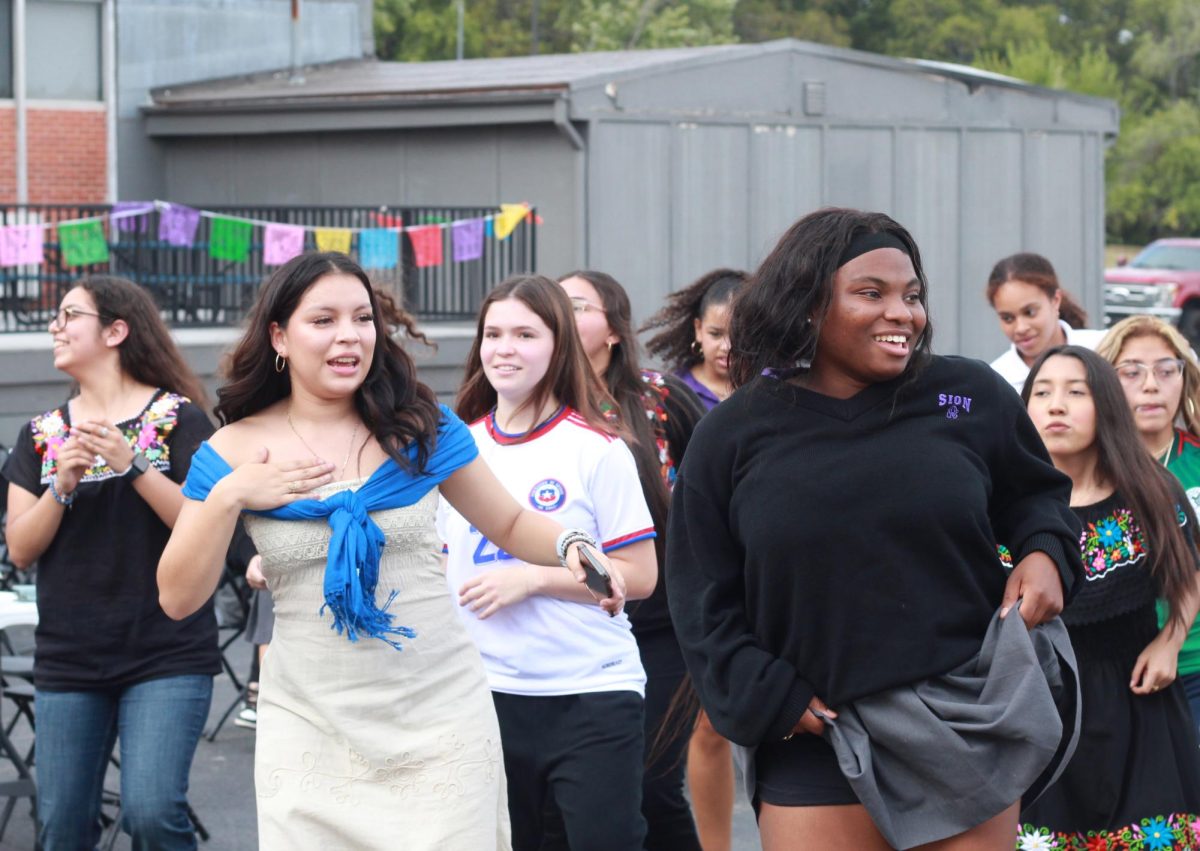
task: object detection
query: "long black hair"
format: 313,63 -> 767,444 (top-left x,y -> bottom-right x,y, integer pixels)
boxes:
729,208 -> 933,388
215,252 -> 442,471
1023,345 -> 1199,627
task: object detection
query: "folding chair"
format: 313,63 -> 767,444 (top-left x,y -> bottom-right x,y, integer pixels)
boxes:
0,679 -> 37,844
204,564 -> 252,742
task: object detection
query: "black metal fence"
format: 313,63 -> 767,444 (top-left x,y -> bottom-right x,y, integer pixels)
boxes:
0,204 -> 537,331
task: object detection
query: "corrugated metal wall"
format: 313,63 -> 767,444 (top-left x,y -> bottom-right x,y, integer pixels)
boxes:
588,119 -> 1108,361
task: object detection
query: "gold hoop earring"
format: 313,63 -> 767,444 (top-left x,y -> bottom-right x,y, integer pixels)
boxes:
690,340 -> 703,359
1188,396 -> 1197,422
275,353 -> 287,373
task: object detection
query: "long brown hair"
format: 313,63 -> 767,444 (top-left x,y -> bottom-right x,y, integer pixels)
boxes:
215,252 -> 443,471
75,275 -> 207,406
987,252 -> 1089,329
1023,345 -> 1199,627
559,270 -> 671,553
456,275 -> 613,433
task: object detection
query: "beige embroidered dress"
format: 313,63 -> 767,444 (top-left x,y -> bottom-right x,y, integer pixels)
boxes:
244,484 -> 510,850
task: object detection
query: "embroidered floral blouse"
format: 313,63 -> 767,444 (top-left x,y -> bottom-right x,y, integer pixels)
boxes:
1062,490 -> 1192,627
2,389 -> 218,691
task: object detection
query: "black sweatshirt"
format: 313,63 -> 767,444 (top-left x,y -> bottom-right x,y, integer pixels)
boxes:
666,355 -> 1083,747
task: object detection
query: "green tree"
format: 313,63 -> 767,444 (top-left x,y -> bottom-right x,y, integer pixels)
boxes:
571,0 -> 737,51
975,39 -> 1123,101
1130,0 -> 1200,101
1108,101 -> 1200,243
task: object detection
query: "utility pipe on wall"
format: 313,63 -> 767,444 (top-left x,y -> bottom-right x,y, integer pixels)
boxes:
13,0 -> 27,203
103,0 -> 116,201
289,0 -> 304,83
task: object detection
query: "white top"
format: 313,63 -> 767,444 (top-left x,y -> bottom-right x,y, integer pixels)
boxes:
438,407 -> 655,697
989,320 -> 1109,394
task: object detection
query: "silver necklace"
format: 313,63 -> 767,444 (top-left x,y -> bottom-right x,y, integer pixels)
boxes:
287,407 -> 361,480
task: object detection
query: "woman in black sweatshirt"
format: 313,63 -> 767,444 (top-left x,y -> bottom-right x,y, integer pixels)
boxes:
666,208 -> 1084,850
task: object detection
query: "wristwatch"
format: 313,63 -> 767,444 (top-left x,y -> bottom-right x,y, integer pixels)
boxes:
124,452 -> 150,480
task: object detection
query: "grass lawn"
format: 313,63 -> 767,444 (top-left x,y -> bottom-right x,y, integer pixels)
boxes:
1105,244 -> 1142,267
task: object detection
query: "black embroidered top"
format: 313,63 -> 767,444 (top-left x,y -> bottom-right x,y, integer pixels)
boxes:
1065,489 -> 1195,628
2,390 -> 219,690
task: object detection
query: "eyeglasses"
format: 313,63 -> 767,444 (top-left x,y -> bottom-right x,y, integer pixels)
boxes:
569,297 -> 604,315
1115,358 -> 1186,385
49,306 -> 102,328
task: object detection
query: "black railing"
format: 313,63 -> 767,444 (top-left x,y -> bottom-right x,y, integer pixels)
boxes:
0,204 -> 537,331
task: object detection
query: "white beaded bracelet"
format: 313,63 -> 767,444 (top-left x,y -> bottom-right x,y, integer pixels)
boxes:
555,529 -> 598,567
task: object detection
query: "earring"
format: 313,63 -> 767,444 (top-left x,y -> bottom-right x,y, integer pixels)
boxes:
1188,397 -> 1197,422
690,340 -> 703,359
606,341 -> 615,352
274,353 -> 287,373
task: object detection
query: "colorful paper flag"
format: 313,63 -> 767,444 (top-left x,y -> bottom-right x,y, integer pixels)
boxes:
112,202 -> 153,234
59,220 -> 109,267
407,225 -> 444,268
315,228 -> 352,255
0,224 -> 44,267
209,216 -> 253,262
263,224 -> 305,266
451,219 -> 485,262
494,204 -> 528,240
158,203 -> 201,247
358,229 -> 399,269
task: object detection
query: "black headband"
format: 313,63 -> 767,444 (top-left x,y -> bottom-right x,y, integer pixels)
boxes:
837,231 -> 912,268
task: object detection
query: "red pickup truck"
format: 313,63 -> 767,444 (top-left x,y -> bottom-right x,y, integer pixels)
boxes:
1105,238 -> 1200,344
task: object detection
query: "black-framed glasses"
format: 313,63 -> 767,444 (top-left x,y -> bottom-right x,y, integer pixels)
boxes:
569,297 -> 604,315
49,306 -> 103,328
1115,358 -> 1186,385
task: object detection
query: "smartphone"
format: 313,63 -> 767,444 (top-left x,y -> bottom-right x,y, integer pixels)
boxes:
576,543 -> 613,599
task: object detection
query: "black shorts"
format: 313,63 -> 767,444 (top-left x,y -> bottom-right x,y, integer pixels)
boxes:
754,732 -> 860,808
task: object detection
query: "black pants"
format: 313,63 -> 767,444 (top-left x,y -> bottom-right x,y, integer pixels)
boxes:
539,631 -> 701,851
493,690 -> 647,851
634,631 -> 701,850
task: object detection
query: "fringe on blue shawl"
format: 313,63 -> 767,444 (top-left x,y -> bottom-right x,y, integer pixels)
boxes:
182,405 -> 479,649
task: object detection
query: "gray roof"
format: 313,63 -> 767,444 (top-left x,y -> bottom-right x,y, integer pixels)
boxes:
146,38 -> 1112,112
148,44 -> 746,109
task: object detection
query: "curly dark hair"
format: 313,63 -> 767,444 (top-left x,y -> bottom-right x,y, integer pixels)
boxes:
215,252 -> 442,472
74,275 -> 207,406
728,208 -> 933,388
641,269 -> 748,373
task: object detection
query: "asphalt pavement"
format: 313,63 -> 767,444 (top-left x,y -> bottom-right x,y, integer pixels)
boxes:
0,633 -> 760,850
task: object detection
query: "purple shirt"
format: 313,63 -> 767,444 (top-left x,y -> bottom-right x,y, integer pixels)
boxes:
675,368 -> 721,411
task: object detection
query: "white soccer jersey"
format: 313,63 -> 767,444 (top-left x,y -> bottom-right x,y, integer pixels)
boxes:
438,407 -> 654,697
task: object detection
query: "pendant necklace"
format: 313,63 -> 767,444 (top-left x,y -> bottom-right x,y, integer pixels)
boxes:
287,407 -> 361,480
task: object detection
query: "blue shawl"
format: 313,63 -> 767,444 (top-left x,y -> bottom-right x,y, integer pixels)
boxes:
182,405 -> 478,649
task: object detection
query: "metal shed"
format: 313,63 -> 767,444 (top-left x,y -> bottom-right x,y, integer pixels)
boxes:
142,39 -> 1119,359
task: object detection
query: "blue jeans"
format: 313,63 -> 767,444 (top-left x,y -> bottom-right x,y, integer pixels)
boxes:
1181,671 -> 1200,736
35,674 -> 213,851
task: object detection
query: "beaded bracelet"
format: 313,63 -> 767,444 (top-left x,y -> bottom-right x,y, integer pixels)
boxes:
49,477 -> 75,507
555,529 -> 598,567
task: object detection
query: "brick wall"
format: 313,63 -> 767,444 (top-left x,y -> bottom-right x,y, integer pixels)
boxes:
0,108 -> 14,201
0,105 -> 108,204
